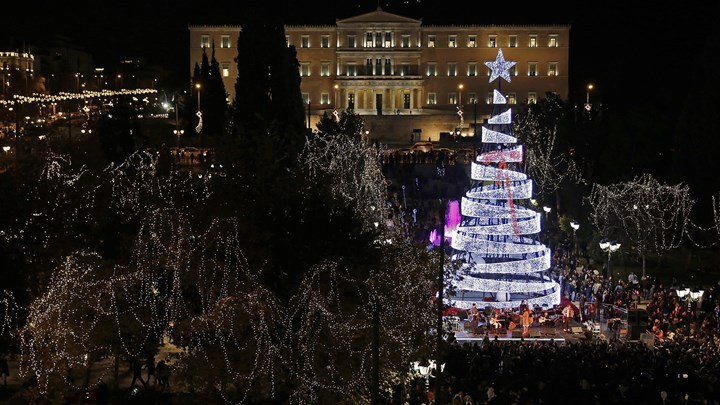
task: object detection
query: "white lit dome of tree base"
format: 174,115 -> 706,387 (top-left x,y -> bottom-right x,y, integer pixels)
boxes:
448,49 -> 560,310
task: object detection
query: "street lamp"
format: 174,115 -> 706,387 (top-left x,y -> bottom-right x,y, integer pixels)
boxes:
457,84 -> 464,128
676,288 -> 704,329
570,220 -> 580,261
194,83 -> 202,137
411,360 -> 445,390
599,240 -> 621,279
195,83 -> 201,111
334,84 -> 339,109
585,83 -> 594,114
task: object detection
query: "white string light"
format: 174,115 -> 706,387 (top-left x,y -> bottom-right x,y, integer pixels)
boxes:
587,174 -> 694,274
481,126 -> 517,143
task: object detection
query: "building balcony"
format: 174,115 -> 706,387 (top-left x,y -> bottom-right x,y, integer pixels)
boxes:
339,65 -> 421,78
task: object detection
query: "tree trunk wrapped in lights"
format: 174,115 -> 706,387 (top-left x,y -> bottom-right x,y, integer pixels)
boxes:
448,49 -> 561,310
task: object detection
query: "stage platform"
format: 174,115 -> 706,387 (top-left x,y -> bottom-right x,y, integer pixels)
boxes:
448,319 -> 593,345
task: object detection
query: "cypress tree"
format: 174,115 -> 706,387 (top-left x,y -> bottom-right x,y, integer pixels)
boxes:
187,62 -> 202,135
203,41 -> 228,136
230,7 -> 308,300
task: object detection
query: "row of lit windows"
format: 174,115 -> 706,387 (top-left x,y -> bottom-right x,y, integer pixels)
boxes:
427,62 -> 559,77
290,33 -> 559,49
297,61 -> 559,77
428,91 -> 538,105
199,32 -> 560,50
200,35 -> 233,49
298,91 -> 539,105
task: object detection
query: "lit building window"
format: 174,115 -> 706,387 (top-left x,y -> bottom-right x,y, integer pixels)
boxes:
549,35 -> 558,47
468,35 -> 477,48
448,62 -> 457,77
346,64 -> 357,76
300,63 -> 310,77
427,63 -> 437,76
528,92 -> 537,104
548,62 -> 558,76
509,35 -> 517,48
528,62 -> 537,76
529,35 -> 537,47
486,91 -> 493,104
221,62 -> 230,77
468,62 -> 477,77
401,35 -> 410,48
301,36 -> 310,48
347,35 -> 356,48
468,92 -> 477,104
428,35 -> 436,48
302,93 -> 310,105
220,35 -> 231,49
400,63 -> 409,76
366,32 -> 373,47
384,32 -> 392,48
509,65 -> 516,76
321,35 -> 330,48
507,92 -> 517,104
448,92 -> 457,105
488,35 -> 497,47
321,63 -> 330,77
375,32 -> 382,47
321,93 -> 330,104
428,93 -> 437,105
448,35 -> 457,48
201,35 -> 210,48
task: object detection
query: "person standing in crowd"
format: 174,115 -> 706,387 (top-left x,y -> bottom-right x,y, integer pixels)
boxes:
130,357 -> 146,388
0,356 -> 9,386
521,306 -> 532,337
562,304 -> 574,332
156,360 -> 170,389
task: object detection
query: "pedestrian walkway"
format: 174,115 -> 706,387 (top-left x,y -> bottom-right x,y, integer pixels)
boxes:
0,341 -> 185,401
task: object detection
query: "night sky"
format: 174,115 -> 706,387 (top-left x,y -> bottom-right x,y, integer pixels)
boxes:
3,1 -> 719,107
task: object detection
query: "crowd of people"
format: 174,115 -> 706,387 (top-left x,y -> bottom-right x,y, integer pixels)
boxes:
405,335 -> 720,404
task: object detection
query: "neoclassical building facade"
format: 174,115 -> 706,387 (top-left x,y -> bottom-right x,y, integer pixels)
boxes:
189,8 -> 569,140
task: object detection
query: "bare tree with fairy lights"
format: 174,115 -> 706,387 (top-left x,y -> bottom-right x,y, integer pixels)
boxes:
514,95 -> 584,205
587,174 -> 694,277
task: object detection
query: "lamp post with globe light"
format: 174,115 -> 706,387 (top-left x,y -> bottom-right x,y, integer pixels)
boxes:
570,220 -> 580,262
542,206 -> 552,242
676,288 -> 704,329
599,241 -> 621,279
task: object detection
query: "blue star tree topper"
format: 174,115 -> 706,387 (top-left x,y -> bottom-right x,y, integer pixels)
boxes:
485,49 -> 516,83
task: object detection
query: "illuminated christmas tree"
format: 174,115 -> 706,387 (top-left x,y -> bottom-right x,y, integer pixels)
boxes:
449,49 -> 560,310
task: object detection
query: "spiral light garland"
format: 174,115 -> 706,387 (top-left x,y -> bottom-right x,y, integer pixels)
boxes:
449,49 -> 560,310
